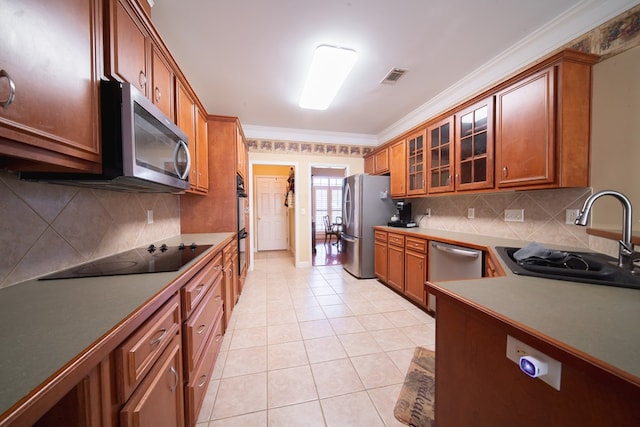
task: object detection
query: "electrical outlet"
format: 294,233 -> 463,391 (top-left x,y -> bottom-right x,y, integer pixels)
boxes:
467,208 -> 475,219
425,208 -> 431,217
565,209 -> 580,224
506,335 -> 562,390
146,209 -> 153,225
504,209 -> 524,222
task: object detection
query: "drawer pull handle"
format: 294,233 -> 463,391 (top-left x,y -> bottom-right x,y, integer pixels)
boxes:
195,284 -> 205,294
0,69 -> 16,108
169,366 -> 179,393
198,374 -> 208,388
215,295 -> 221,300
197,324 -> 207,334
149,328 -> 167,346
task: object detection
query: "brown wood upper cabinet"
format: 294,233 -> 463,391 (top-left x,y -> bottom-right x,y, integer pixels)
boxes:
0,0 -> 102,173
427,116 -> 455,193
455,97 -> 494,191
496,67 -> 554,187
407,130 -> 426,195
364,155 -> 375,174
364,148 -> 389,175
374,148 -> 390,174
177,79 -> 208,194
495,51 -> 596,189
236,126 -> 248,180
106,0 -> 175,120
389,139 -> 407,197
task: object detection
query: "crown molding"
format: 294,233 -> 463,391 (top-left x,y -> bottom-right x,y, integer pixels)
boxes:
377,0 -> 640,143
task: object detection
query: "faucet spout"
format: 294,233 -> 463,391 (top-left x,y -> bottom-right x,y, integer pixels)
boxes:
575,190 -> 635,270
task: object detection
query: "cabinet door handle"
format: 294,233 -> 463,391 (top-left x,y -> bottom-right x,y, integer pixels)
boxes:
0,69 -> 16,108
169,366 -> 179,393
197,374 -> 208,388
503,166 -> 509,178
138,70 -> 147,89
154,86 -> 161,103
149,328 -> 167,345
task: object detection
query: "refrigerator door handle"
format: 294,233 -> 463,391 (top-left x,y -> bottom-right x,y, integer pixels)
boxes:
341,234 -> 357,243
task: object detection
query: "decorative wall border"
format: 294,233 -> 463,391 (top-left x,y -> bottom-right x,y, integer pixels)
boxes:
567,3 -> 640,58
246,139 -> 373,157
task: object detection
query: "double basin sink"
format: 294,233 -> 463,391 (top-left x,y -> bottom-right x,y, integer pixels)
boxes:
496,246 -> 640,290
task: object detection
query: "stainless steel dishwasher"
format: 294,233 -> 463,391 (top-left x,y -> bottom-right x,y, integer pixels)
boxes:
428,241 -> 483,312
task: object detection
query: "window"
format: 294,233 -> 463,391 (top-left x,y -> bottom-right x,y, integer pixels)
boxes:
313,176 -> 343,233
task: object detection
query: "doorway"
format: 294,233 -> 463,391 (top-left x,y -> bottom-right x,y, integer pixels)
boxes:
252,165 -> 295,252
311,167 -> 347,266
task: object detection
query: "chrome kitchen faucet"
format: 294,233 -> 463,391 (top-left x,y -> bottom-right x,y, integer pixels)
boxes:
575,190 -> 638,272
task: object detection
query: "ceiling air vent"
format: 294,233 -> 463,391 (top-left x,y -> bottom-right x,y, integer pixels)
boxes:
381,68 -> 407,84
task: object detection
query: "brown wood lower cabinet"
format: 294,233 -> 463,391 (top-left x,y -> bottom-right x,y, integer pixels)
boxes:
185,310 -> 224,427
120,334 -> 184,427
222,239 -> 239,330
387,233 -> 405,293
404,237 -> 427,306
374,230 -> 388,282
21,241 -> 235,427
181,248 -> 227,425
431,290 -> 640,426
375,231 -> 429,310
117,295 -> 181,402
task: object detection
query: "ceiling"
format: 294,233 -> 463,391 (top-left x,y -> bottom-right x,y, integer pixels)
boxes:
151,0 -> 632,145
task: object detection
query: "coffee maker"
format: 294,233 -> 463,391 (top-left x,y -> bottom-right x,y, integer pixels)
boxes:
388,201 -> 417,227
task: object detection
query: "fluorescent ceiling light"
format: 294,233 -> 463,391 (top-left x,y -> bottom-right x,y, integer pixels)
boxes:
299,45 -> 358,110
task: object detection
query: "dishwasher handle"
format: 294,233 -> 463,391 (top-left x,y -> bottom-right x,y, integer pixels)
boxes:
431,242 -> 480,258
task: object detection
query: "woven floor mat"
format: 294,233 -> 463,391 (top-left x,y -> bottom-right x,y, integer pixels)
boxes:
393,346 -> 435,427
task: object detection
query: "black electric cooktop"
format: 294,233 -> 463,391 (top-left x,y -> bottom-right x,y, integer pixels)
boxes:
40,243 -> 212,280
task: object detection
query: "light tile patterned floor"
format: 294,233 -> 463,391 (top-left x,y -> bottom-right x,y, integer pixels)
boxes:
196,250 -> 436,427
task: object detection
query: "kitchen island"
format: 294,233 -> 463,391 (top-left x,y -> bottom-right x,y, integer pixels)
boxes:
375,226 -> 640,426
0,232 -> 234,426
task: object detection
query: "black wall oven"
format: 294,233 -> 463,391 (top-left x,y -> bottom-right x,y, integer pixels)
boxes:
237,175 -> 248,275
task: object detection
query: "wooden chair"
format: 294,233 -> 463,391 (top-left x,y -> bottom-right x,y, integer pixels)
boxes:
323,215 -> 341,244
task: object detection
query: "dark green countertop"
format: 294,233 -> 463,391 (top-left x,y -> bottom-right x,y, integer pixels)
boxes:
0,233 -> 233,422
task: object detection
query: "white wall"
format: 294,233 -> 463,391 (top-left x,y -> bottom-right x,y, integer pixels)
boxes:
590,45 -> 640,230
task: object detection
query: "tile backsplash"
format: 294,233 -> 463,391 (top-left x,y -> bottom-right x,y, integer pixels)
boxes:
0,171 -> 180,289
411,187 -> 597,249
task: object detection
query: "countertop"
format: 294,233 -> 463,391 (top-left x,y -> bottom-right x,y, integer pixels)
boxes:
376,226 -> 640,385
0,232 -> 234,421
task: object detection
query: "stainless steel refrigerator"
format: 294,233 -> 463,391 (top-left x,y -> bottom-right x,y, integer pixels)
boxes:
341,174 -> 396,278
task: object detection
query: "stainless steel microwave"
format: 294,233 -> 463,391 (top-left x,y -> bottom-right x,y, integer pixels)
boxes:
22,81 -> 191,193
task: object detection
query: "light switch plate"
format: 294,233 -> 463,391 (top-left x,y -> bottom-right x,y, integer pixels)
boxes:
146,210 -> 154,224
467,208 -> 475,219
506,335 -> 561,390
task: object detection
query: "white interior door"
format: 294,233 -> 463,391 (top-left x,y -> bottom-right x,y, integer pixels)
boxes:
256,176 -> 289,251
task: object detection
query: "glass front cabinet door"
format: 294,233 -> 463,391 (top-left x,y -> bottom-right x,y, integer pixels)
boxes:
455,98 -> 494,191
407,130 -> 426,195
427,116 -> 455,193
